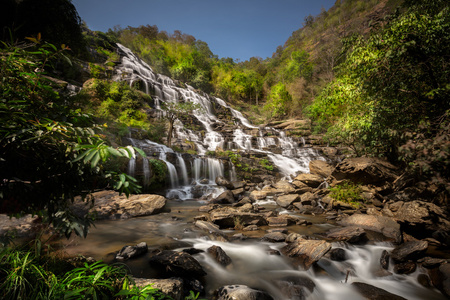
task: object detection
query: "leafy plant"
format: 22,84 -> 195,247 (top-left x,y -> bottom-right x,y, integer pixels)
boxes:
329,181 -> 363,208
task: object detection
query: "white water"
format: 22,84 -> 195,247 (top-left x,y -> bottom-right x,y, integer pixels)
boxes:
176,239 -> 445,300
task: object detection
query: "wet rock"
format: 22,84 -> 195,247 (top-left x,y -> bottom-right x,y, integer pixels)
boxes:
194,220 -> 228,241
215,285 -> 274,300
276,194 -> 300,208
133,277 -> 183,300
207,245 -> 232,266
380,250 -> 390,270
332,157 -> 398,185
275,275 -> 316,300
261,232 -> 287,243
116,242 -> 148,260
309,160 -> 334,179
281,238 -> 332,269
329,248 -> 347,261
394,261 -> 416,274
72,190 -> 167,220
294,173 -> 324,188
211,190 -> 235,204
326,226 -> 367,244
417,274 -> 432,288
339,214 -> 401,243
351,282 -> 407,300
148,250 -> 206,278
390,240 -> 428,262
215,176 -> 234,189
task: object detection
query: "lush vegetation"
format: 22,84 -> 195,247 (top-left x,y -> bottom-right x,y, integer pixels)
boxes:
0,243 -> 178,300
308,0 -> 449,203
329,181 -> 364,208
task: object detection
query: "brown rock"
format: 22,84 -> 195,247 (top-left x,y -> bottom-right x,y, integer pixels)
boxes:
339,214 -> 401,243
294,173 -> 324,188
309,160 -> 334,178
332,157 -> 398,185
281,239 -> 331,269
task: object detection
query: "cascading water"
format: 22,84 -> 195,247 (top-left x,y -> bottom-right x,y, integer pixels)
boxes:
114,43 -> 325,179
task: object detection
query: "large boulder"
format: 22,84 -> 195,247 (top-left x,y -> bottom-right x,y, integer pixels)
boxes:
73,190 -> 167,219
309,160 -> 334,178
281,238 -> 332,269
215,285 -> 274,300
339,214 -> 401,243
148,250 -> 206,278
332,157 -> 398,185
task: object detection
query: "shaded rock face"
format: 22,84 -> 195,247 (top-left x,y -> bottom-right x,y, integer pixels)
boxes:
215,285 -> 274,300
148,250 -> 206,278
72,190 -> 167,220
339,214 -> 401,243
351,282 -> 407,300
332,157 -> 398,185
281,238 -> 332,269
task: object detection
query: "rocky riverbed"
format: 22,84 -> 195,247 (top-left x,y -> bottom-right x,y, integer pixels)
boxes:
2,157 -> 449,300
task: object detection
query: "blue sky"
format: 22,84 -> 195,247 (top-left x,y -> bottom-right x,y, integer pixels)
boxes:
72,0 -> 336,61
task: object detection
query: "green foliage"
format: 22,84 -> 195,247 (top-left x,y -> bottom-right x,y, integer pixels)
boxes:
0,247 -> 173,300
309,4 -> 450,158
259,159 -> 274,171
263,82 -> 292,119
0,41 -> 142,238
329,181 -> 364,208
89,63 -> 106,79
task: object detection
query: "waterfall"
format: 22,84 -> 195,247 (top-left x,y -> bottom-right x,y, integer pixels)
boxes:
176,153 -> 189,186
115,43 -> 327,183
127,157 -> 136,178
142,156 -> 150,186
